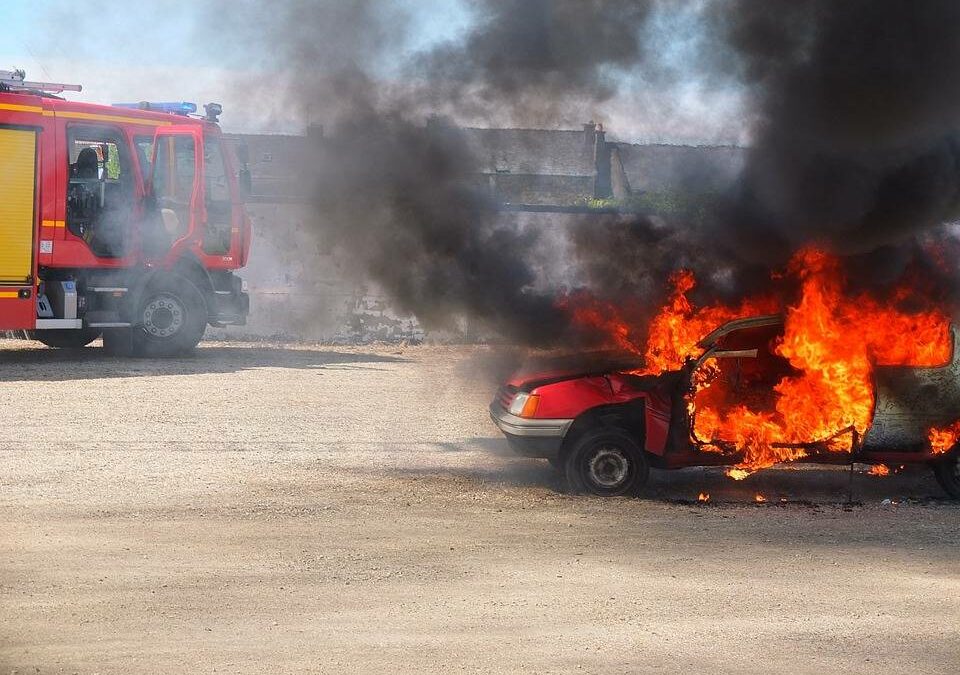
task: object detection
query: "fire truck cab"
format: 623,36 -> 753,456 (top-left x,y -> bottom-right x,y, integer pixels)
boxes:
0,71 -> 250,356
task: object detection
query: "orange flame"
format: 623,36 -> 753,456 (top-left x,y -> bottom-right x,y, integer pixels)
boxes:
754,493 -> 767,503
689,249 -> 950,474
638,270 -> 778,376
567,247 -> 954,477
697,492 -> 710,502
868,464 -> 891,476
929,421 -> 960,455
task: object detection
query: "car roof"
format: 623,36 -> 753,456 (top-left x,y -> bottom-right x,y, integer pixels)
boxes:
696,315 -> 784,350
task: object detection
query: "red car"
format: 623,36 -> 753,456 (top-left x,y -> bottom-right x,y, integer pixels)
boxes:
490,316 -> 960,498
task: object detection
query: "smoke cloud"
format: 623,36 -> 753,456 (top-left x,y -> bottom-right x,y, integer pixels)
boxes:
48,0 -> 960,344
711,0 -> 960,263
198,0 -> 664,343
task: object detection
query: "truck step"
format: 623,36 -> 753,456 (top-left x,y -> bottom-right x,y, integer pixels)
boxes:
35,319 -> 83,330
87,322 -> 132,328
84,310 -> 130,329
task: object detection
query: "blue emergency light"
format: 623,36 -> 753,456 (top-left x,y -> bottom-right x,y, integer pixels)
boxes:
112,101 -> 198,115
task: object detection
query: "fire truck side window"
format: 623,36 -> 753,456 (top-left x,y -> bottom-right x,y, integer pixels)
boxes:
66,125 -> 134,258
152,135 -> 196,240
134,136 -> 154,176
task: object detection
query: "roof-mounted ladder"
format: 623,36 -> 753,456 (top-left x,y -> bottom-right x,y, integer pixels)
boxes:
0,69 -> 82,94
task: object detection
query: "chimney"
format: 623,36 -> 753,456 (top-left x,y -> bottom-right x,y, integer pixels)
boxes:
593,123 -> 612,199
583,121 -> 597,154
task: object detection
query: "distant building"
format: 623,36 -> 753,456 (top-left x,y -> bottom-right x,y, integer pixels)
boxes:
612,143 -> 745,199
459,122 -> 606,206
227,121 -> 745,208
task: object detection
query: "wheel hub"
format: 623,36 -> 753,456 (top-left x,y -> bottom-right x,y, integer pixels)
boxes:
588,446 -> 630,488
143,294 -> 185,338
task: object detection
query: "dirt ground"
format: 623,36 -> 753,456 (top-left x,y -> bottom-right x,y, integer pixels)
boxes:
0,340 -> 958,674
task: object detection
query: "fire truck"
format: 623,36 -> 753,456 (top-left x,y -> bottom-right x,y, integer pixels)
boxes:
0,70 -> 250,356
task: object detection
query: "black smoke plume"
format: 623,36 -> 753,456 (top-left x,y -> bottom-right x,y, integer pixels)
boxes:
711,0 -> 960,264
198,0 -> 960,343
201,0 -> 660,343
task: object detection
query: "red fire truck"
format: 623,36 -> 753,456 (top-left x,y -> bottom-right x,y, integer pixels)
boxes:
0,70 -> 250,356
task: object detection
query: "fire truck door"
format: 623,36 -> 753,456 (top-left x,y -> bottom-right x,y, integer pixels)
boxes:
0,126 -> 38,329
149,125 -> 202,254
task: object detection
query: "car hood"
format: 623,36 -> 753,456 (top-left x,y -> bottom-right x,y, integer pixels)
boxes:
506,350 -> 644,391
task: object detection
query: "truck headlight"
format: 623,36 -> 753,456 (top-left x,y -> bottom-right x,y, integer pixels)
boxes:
508,392 -> 540,418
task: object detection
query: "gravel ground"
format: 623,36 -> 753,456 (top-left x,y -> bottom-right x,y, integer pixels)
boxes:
0,339 -> 958,674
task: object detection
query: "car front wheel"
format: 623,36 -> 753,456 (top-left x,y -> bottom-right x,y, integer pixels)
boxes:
564,427 -> 648,497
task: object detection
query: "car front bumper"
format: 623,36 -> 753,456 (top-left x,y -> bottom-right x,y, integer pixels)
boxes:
489,403 -> 574,459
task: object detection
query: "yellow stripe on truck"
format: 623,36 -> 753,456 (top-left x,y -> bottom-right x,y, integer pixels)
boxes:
0,291 -> 19,298
0,128 -> 36,285
53,110 -> 173,127
0,103 -> 43,114
1,103 -> 174,126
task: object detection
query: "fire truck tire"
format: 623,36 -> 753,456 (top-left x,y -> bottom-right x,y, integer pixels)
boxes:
564,427 -> 649,497
133,275 -> 207,357
30,329 -> 101,349
933,450 -> 960,499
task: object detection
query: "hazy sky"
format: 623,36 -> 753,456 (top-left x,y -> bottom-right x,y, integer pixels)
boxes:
2,1 -> 744,142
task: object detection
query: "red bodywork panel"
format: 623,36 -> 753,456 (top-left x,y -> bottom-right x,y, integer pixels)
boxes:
517,372 -> 673,456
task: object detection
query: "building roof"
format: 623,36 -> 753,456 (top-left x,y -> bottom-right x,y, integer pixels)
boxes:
223,132 -> 320,198
615,143 -> 745,193
460,127 -> 597,176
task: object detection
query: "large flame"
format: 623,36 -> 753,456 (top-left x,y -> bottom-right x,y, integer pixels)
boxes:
569,247 -> 953,476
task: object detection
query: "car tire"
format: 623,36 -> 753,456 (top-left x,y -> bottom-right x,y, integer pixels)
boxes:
30,328 -> 101,349
564,427 -> 649,497
133,274 -> 207,358
933,449 -> 960,499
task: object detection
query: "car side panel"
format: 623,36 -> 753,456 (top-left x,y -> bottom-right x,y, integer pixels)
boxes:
863,326 -> 960,451
531,374 -> 674,455
532,376 -> 618,418
642,390 -> 672,455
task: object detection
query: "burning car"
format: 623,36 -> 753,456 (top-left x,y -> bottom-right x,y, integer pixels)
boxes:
490,312 -> 960,498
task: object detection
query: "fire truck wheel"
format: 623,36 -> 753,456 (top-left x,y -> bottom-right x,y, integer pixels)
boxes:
933,449 -> 960,499
564,427 -> 649,497
134,275 -> 207,357
30,329 -> 101,349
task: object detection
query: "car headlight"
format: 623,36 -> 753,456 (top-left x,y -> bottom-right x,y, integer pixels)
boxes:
508,392 -> 540,418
